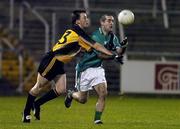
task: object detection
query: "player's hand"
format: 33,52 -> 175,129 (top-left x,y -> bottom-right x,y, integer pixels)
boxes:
114,55 -> 124,64
121,37 -> 128,48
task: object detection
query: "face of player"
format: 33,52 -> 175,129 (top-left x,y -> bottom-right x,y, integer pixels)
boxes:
76,13 -> 89,29
101,16 -> 114,34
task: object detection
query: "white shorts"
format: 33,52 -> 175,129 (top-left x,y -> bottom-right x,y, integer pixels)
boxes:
75,67 -> 107,92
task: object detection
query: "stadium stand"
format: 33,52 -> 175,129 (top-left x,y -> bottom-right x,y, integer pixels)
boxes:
0,24 -> 37,93
0,0 -> 180,94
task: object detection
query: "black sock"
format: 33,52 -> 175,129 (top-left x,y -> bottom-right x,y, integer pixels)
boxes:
35,89 -> 59,107
24,93 -> 36,114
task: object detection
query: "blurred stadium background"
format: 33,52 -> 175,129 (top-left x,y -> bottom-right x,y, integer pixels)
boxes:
0,0 -> 180,96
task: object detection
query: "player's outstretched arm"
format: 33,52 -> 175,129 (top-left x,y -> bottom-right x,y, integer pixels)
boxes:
92,42 -> 114,56
97,53 -> 123,64
97,53 -> 115,60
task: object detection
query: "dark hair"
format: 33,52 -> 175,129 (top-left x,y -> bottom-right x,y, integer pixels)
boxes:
100,14 -> 113,22
72,10 -> 86,25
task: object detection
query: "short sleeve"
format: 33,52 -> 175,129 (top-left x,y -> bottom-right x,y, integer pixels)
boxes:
72,25 -> 96,51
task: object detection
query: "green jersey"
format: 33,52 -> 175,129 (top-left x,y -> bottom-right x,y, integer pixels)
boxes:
76,28 -> 121,72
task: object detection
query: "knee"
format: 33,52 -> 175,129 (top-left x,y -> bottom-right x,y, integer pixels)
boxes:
101,89 -> 108,96
99,90 -> 108,99
103,90 -> 108,97
30,83 -> 43,96
79,98 -> 87,104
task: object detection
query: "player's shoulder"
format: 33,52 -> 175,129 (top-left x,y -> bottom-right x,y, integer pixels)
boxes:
92,28 -> 101,35
70,24 -> 86,36
91,28 -> 101,40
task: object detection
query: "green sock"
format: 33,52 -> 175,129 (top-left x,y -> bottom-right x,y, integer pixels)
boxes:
94,111 -> 102,121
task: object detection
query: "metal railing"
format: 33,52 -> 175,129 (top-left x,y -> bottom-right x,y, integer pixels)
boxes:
6,0 -> 180,56
9,0 -> 14,30
3,0 -> 180,93
161,0 -> 169,28
19,1 -> 50,53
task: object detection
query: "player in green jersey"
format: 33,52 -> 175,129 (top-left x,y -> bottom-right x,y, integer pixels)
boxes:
64,14 -> 128,124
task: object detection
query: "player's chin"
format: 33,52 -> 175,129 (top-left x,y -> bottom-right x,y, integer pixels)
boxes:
109,28 -> 113,32
84,24 -> 89,28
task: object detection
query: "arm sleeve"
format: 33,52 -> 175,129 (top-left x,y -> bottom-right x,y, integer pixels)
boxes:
78,31 -> 96,52
72,25 -> 96,51
79,32 -> 96,45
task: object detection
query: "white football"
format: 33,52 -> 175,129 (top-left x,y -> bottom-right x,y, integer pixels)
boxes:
118,10 -> 135,25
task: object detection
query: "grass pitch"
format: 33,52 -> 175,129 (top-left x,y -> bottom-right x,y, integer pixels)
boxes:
1,96 -> 180,129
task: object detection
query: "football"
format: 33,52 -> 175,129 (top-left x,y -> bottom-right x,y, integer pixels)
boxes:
118,10 -> 135,25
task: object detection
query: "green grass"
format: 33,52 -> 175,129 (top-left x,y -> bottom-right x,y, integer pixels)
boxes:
1,96 -> 180,129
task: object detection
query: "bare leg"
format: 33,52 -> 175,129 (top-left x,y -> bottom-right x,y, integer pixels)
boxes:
72,91 -> 88,104
55,74 -> 66,95
93,82 -> 108,123
30,73 -> 50,96
34,73 -> 66,106
22,73 -> 49,122
64,90 -> 88,108
33,74 -> 66,120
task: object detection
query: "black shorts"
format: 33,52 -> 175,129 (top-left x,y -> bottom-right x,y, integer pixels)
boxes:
38,51 -> 65,81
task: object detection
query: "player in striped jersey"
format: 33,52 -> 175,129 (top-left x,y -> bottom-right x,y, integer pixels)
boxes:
22,10 -> 115,123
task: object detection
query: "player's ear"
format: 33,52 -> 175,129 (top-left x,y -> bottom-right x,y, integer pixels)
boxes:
100,20 -> 104,25
76,19 -> 80,25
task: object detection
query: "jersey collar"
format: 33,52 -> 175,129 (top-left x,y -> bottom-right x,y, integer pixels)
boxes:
99,27 -> 112,37
99,27 -> 107,36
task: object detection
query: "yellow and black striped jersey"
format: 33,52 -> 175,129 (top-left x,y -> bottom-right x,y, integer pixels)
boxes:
52,25 -> 96,63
